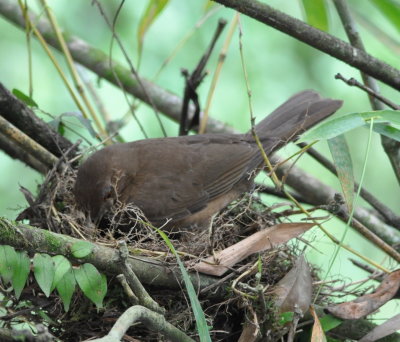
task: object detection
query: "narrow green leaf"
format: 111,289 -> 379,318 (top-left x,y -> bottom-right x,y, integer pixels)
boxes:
301,0 -> 329,31
52,255 -> 71,291
70,241 -> 94,259
370,0 -> 400,33
137,0 -> 169,56
372,123 -> 400,142
33,253 -> 55,297
48,112 -> 97,138
74,263 -> 107,309
299,110 -> 400,141
319,314 -> 342,332
12,88 -> 38,107
12,251 -> 30,299
157,229 -> 211,342
0,245 -> 18,283
56,268 -> 76,312
328,135 -> 354,213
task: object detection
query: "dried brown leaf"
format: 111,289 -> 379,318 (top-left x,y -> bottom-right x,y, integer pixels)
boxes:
359,313 -> 400,342
193,223 -> 314,276
274,255 -> 312,315
327,269 -> 400,319
310,306 -> 327,342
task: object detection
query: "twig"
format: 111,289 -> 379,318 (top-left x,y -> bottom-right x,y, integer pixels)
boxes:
179,18 -> 227,136
92,0 -> 167,138
199,13 -> 238,134
212,0 -> 400,91
117,241 -> 164,314
335,73 -> 400,110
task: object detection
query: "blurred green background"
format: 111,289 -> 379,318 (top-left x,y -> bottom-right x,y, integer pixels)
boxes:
0,0 -> 399,320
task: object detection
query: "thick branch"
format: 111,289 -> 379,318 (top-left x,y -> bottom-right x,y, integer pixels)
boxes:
213,0 -> 400,91
0,218 -> 218,293
0,83 -> 74,157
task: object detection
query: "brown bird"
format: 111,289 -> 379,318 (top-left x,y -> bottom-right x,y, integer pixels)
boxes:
74,90 -> 342,230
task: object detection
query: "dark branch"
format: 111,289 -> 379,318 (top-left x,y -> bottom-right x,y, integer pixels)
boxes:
213,0 -> 400,91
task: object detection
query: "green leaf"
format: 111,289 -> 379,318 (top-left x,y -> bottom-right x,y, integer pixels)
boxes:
301,0 -> 329,31
370,0 -> 400,33
319,314 -> 342,332
33,253 -> 55,297
74,263 -> 107,309
157,229 -> 211,342
279,311 -> 294,325
299,110 -> 400,141
48,112 -> 97,138
12,88 -> 38,107
373,123 -> 400,142
70,241 -> 94,259
56,268 -> 76,312
12,251 -> 30,299
137,0 -> 169,56
51,255 -> 71,291
0,245 -> 18,283
328,135 -> 354,213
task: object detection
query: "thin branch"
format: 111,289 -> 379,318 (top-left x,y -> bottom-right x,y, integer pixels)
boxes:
212,0 -> 400,91
335,73 -> 400,110
0,115 -> 58,170
117,241 -> 164,314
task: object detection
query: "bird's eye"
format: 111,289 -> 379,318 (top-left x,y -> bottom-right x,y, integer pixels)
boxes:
102,186 -> 113,200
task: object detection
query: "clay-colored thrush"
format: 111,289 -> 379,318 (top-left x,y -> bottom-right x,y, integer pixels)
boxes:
74,90 -> 342,230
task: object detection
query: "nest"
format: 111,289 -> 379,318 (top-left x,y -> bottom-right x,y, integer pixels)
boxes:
11,156 -> 330,342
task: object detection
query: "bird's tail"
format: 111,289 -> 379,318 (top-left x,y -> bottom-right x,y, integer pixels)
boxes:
244,90 -> 343,154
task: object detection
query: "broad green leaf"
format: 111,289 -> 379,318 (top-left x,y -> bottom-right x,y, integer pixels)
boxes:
12,251 -> 30,299
12,88 -> 38,107
74,263 -> 107,309
328,135 -> 354,213
301,0 -> 329,31
370,0 -> 400,33
51,255 -> 71,291
319,314 -> 342,332
279,311 -> 294,325
33,253 -> 55,297
56,268 -> 76,312
48,112 -> 97,138
70,241 -> 94,259
373,123 -> 400,142
0,245 -> 18,283
299,110 -> 400,142
137,0 -> 169,56
157,229 -> 211,342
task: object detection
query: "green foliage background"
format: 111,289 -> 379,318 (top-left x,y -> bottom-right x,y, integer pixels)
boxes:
0,0 -> 399,320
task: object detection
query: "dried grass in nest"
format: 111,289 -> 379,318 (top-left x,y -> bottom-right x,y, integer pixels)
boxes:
16,160 -> 330,341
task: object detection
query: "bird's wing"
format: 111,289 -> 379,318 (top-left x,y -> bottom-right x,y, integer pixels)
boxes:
118,135 -> 259,224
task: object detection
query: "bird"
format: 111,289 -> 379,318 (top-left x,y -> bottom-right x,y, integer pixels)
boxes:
74,90 -> 342,231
